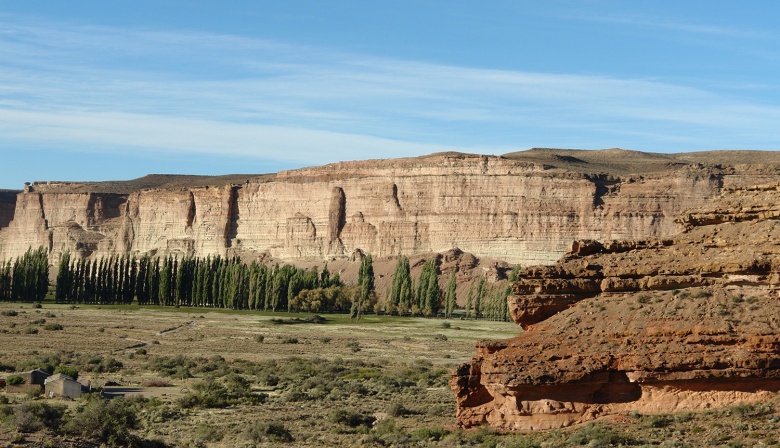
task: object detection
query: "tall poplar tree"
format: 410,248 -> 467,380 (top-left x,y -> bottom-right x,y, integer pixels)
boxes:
444,269 -> 457,319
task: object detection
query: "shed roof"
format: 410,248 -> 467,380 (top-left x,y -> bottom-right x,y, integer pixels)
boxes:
45,373 -> 76,384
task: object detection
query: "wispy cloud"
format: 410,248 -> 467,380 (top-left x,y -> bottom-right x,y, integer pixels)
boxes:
1,12 -> 779,172
558,9 -> 770,40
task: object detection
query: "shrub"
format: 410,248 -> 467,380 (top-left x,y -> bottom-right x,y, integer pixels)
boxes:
54,365 -> 79,380
731,402 -> 774,417
692,289 -> 712,298
13,402 -> 67,433
329,408 -> 375,427
44,323 -> 64,331
1,310 -> 18,316
387,402 -> 411,417
242,421 -> 293,443
179,375 -> 265,409
566,422 -> 638,446
139,379 -> 173,387
148,355 -> 195,378
7,375 -> 24,385
411,426 -> 450,442
647,414 -> 674,428
504,436 -> 542,448
62,396 -> 139,447
347,341 -> 361,352
82,356 -> 124,373
255,334 -> 265,343
433,333 -> 448,341
281,337 -> 299,344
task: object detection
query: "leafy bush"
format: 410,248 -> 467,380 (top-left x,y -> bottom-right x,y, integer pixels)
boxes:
387,402 -> 411,417
242,421 -> 294,443
13,402 -> 66,433
6,375 -> 24,385
62,396 -> 140,447
139,379 -> 173,387
411,426 -> 450,442
54,365 -> 79,380
80,355 -> 123,373
44,323 -> 64,331
281,337 -> 299,344
647,414 -> 674,428
503,436 -> 542,448
1,310 -> 18,316
329,408 -> 375,428
179,374 -> 265,409
730,402 -> 774,417
566,422 -> 639,446
147,355 -> 195,378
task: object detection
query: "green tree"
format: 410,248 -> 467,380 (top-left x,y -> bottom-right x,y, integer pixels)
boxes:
444,269 -> 457,319
508,264 -> 521,282
465,282 -> 474,318
415,260 -> 440,317
352,254 -> 374,319
55,251 -> 71,303
474,276 -> 486,319
389,256 -> 413,315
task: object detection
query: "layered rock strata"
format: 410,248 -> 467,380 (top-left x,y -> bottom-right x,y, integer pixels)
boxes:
2,149 -> 779,266
452,182 -> 780,430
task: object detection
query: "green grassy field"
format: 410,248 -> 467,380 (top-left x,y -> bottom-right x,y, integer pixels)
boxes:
1,301 -> 779,447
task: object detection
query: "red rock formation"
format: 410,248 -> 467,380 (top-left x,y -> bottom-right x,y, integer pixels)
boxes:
451,182 -> 780,430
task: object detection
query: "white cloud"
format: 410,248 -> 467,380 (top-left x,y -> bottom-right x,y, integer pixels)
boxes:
1,12 -> 780,165
0,109 -> 455,164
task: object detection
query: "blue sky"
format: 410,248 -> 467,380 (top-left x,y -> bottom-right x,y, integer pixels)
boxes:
1,1 -> 779,189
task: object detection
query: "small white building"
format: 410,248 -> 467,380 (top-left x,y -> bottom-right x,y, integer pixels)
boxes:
44,373 -> 82,399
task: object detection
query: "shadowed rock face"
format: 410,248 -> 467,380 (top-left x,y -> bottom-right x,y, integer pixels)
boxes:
2,150 -> 779,265
451,182 -> 780,430
0,190 -> 18,230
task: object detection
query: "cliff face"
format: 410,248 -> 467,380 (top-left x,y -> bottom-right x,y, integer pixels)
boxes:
0,191 -> 19,232
0,150 -> 778,265
451,182 -> 780,430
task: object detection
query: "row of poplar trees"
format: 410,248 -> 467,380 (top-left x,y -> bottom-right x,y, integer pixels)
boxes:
386,255 -> 513,320
1,246 -> 513,320
0,246 -> 49,302
55,251 -> 342,310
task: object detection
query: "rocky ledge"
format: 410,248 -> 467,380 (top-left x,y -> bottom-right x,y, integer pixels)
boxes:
451,182 -> 780,430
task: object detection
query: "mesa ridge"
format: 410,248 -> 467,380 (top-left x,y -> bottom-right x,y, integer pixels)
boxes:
2,149 -> 780,267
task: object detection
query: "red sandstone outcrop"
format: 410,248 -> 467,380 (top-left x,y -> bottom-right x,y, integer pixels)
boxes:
2,149 -> 780,267
451,182 -> 780,430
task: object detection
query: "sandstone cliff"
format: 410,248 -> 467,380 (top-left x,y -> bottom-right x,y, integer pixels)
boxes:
451,181 -> 780,430
2,149 -> 780,267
